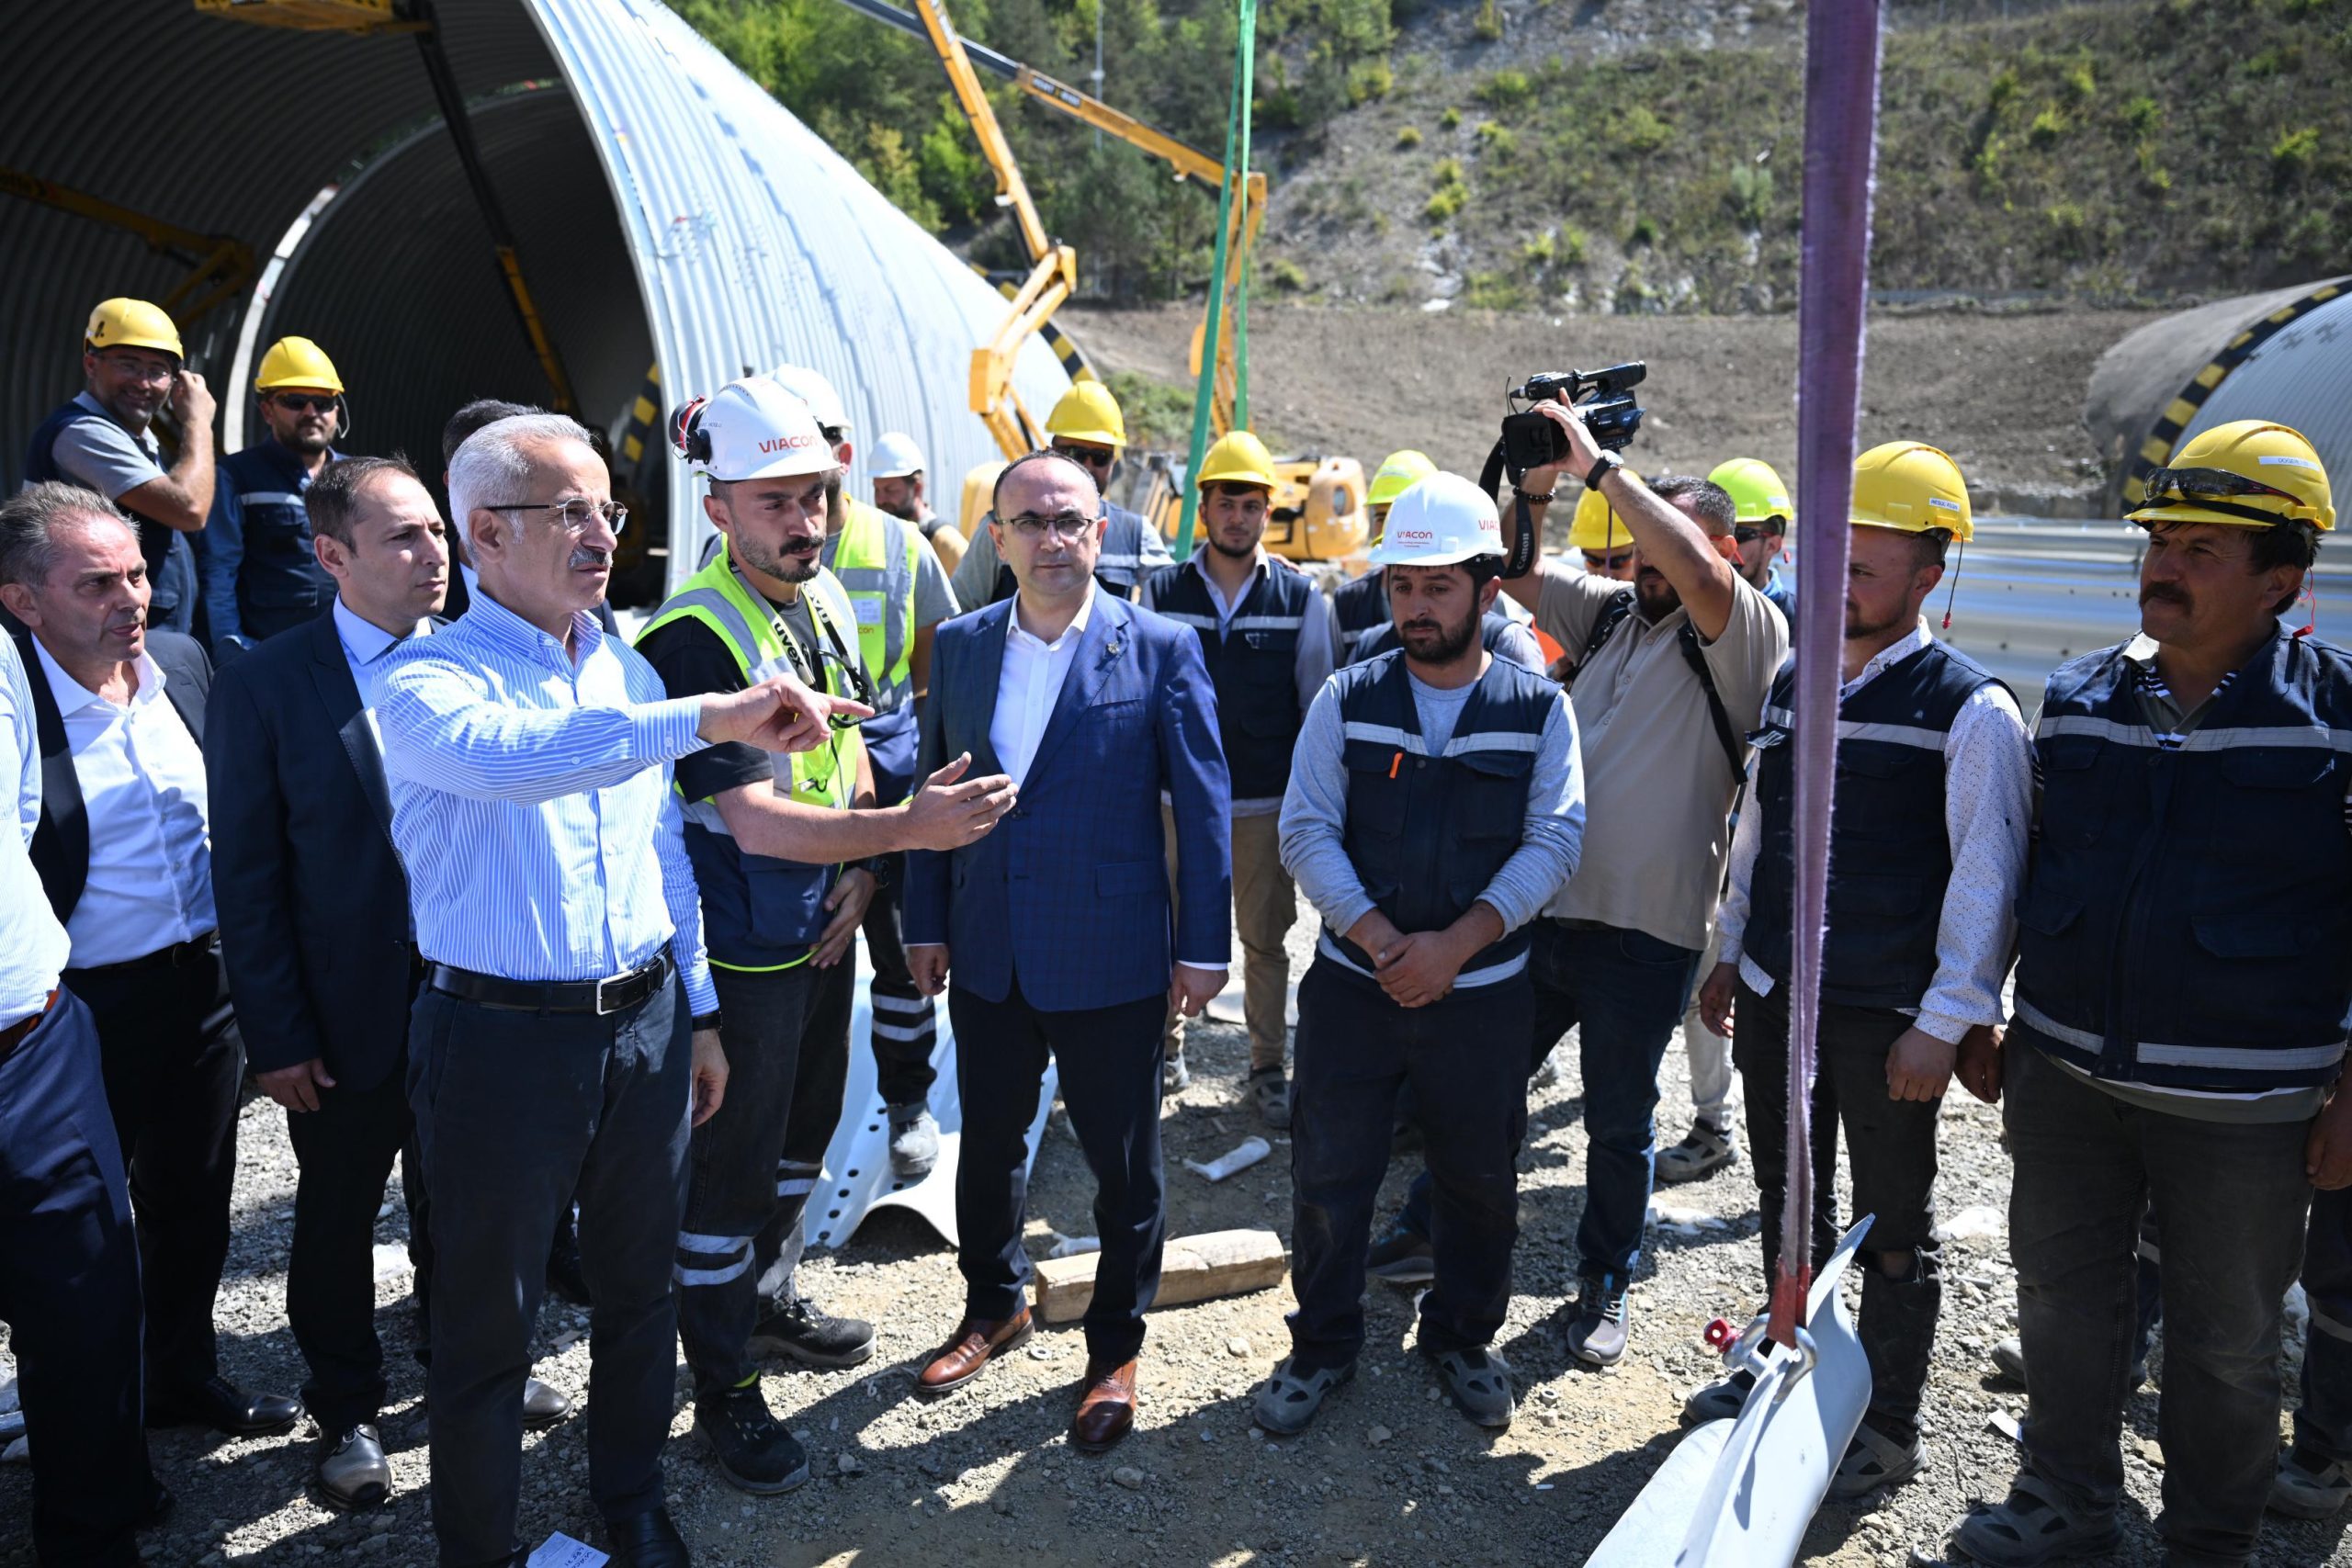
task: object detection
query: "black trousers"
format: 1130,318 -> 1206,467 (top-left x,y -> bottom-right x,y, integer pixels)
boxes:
64,944 -> 243,1396
950,971 -> 1166,1364
0,991 -> 154,1568
682,956 -> 853,1398
1731,977 -> 1944,1443
862,863 -> 939,1109
285,1056 -> 431,1432
1288,959 -> 1532,1369
407,976 -> 691,1568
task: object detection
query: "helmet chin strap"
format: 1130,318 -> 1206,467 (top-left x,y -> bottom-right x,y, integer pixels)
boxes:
1940,535 -> 1966,631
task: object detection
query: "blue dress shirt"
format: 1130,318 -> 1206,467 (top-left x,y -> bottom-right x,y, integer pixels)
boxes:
375,588 -> 718,1015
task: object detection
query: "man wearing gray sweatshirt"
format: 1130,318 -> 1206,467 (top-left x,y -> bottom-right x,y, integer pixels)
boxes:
1252,473 -> 1583,1438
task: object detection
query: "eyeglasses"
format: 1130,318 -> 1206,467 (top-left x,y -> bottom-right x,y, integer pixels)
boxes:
486,498 -> 630,537
95,355 -> 176,385
1002,510 -> 1100,541
2142,466 -> 2298,507
1734,525 -> 1760,544
271,392 -> 339,414
1050,443 -> 1115,470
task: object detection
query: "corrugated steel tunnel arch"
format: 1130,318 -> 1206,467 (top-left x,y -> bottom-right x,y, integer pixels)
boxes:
1,0 -> 1071,604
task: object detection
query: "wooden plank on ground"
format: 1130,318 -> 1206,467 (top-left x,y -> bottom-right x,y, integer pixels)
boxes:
1032,1227 -> 1289,1324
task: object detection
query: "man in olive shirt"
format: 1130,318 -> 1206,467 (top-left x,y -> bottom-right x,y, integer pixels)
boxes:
1494,400 -> 1788,1367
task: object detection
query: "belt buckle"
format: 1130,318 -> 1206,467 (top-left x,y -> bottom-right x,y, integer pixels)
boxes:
594,972 -> 627,1016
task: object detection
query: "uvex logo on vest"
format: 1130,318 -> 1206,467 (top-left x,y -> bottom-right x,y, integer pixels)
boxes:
759,434 -> 822,454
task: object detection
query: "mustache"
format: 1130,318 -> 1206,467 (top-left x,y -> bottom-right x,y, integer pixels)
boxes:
2141,583 -> 2192,607
568,546 -> 612,570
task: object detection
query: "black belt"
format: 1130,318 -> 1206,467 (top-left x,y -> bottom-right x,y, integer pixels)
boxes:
427,953 -> 673,1016
69,931 -> 219,976
0,989 -> 60,1067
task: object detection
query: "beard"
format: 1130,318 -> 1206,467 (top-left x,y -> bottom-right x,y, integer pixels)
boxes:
1398,602 -> 1481,668
283,423 -> 334,456
877,496 -> 918,522
1209,531 -> 1256,560
1634,566 -> 1681,620
1842,598 -> 1911,640
741,534 -> 820,584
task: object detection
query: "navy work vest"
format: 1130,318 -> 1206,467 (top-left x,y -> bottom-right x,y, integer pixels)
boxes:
1745,640 -> 2001,1009
209,440 -> 339,643
1144,559 -> 1313,799
990,504 -> 1159,603
1330,649 -> 1556,983
23,400 -> 194,627
2012,630 -> 2352,1091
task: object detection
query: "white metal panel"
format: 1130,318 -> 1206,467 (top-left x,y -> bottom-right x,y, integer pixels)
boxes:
527,0 -> 1074,595
2177,288 -> 2352,491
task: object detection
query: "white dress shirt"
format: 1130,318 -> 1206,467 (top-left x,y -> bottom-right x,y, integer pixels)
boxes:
1,637 -> 71,1023
991,581 -> 1098,787
1716,621 -> 2031,1044
32,639 -> 216,968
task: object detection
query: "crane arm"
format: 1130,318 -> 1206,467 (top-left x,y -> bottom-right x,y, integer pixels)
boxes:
0,166 -> 258,326
907,0 -> 1051,264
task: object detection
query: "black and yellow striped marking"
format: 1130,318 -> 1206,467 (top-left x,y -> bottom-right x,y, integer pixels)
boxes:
2124,281 -> 2345,505
619,363 -> 662,468
971,263 -> 1095,382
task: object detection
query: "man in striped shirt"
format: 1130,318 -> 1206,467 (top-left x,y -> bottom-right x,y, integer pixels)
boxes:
378,412 -> 860,1568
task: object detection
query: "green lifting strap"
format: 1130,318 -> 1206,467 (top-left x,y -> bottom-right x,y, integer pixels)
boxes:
1174,0 -> 1258,564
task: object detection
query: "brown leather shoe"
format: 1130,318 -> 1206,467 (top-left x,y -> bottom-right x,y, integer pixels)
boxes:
1070,1358 -> 1138,1453
917,1308 -> 1033,1394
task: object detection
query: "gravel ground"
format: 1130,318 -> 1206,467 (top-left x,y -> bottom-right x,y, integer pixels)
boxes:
6,909 -> 2348,1566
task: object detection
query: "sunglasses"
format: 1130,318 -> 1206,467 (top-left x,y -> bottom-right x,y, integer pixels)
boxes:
1051,443 -> 1115,470
2142,466 -> 2297,506
272,392 -> 340,414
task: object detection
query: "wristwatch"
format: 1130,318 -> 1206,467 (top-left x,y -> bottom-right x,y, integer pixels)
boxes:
1585,451 -> 1623,491
860,855 -> 893,888
691,1010 -> 725,1034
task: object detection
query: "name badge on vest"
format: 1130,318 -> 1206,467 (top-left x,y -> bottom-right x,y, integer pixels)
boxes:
854,598 -> 884,627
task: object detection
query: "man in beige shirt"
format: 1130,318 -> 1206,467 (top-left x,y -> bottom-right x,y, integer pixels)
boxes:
1495,398 -> 1788,1367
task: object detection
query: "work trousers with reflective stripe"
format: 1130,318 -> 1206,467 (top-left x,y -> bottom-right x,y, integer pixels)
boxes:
2299,1185 -> 2352,1463
678,957 -> 854,1401
861,863 -> 939,1109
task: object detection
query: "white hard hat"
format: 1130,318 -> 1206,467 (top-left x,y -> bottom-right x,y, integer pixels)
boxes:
693,377 -> 836,483
1367,472 -> 1504,568
871,431 -> 925,479
768,364 -> 850,436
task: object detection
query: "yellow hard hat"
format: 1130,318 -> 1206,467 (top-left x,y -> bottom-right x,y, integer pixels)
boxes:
1368,449 -> 1437,509
85,298 -> 182,361
1197,430 -> 1277,491
1851,441 -> 1973,542
1044,380 -> 1127,449
2131,419 -> 2334,533
1568,467 -> 1644,552
1707,457 -> 1793,527
255,335 -> 345,395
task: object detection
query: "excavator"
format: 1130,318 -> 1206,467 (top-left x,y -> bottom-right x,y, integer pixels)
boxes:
840,0 -> 1366,566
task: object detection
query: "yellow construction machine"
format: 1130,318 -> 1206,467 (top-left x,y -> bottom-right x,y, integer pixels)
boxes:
842,0 -> 1366,564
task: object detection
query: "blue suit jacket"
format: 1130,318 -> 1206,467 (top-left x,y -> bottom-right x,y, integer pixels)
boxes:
907,591 -> 1232,1011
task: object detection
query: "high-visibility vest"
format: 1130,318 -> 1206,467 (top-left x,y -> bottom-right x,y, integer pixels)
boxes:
638,549 -> 866,970
826,500 -> 920,713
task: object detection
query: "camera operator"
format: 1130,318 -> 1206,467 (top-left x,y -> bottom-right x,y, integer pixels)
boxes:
1495,397 -> 1788,1366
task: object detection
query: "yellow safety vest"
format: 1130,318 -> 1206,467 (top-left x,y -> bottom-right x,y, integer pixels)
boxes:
827,499 -> 920,710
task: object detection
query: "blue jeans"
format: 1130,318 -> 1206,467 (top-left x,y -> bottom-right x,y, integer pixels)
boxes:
2005,1039 -> 2311,1564
2299,1185 -> 2352,1463
1541,920 -> 1702,1285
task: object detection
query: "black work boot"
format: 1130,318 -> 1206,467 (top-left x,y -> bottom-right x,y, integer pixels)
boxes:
694,1382 -> 809,1495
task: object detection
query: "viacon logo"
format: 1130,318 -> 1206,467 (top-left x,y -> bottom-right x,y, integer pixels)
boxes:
758,434 -> 821,453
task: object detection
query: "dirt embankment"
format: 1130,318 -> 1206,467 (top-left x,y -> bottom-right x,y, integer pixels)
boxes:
1068,301 -> 2159,516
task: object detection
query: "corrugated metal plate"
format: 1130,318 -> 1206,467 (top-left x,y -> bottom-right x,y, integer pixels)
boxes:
2177,288 -> 2352,488
5,0 -> 1070,598
527,0 -> 1071,591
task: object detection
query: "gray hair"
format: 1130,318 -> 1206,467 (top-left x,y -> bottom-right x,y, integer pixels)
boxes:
0,481 -> 139,589
447,412 -> 595,551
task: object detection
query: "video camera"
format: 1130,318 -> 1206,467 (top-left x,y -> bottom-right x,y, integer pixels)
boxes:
1499,363 -> 1647,471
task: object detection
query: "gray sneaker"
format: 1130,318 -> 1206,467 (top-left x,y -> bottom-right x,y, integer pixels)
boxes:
1656,1120 -> 1737,1184
1250,1066 -> 1292,1130
1427,1347 -> 1515,1428
1680,1368 -> 1755,1425
2270,1445 -> 2352,1519
1163,1048 -> 1191,1093
1564,1276 -> 1630,1367
888,1102 -> 939,1179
